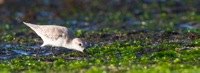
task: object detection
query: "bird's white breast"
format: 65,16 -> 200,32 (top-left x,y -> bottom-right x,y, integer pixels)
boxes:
40,35 -> 65,47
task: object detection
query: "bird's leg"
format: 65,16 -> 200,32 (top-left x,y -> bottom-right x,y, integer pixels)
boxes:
50,46 -> 55,56
36,47 -> 41,57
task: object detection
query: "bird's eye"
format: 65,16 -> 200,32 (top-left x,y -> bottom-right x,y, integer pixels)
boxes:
79,43 -> 82,46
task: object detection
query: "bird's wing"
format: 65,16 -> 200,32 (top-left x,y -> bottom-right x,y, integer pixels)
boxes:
37,26 -> 75,41
24,22 -> 75,41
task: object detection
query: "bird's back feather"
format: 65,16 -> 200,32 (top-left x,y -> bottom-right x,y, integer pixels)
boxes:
23,22 -> 75,42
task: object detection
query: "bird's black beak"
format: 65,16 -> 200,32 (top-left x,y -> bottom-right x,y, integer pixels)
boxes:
82,50 -> 90,57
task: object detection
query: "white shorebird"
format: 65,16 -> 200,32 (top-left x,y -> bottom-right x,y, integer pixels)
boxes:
23,22 -> 85,56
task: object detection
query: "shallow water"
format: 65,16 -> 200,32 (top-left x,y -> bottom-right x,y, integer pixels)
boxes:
0,43 -> 53,60
0,42 -> 98,60
12,49 -> 31,55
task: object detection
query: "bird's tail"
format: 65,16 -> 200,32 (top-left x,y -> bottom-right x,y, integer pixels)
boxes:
23,22 -> 39,30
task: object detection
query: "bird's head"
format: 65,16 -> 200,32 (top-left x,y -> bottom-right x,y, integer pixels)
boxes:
70,38 -> 85,52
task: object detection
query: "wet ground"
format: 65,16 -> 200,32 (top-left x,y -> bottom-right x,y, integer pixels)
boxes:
0,30 -> 199,60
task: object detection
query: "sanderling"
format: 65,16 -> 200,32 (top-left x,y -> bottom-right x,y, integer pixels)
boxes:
23,22 -> 85,56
